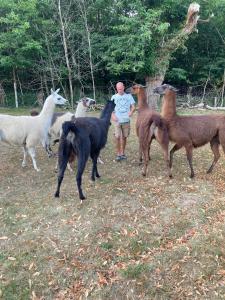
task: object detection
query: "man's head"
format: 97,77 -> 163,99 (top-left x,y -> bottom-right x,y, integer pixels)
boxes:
116,82 -> 125,95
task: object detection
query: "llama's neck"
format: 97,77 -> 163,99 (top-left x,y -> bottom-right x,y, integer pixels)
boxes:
161,90 -> 177,119
39,95 -> 55,122
137,89 -> 149,110
100,102 -> 114,127
75,102 -> 87,118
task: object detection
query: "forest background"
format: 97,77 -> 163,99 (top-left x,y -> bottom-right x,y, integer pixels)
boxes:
0,0 -> 224,108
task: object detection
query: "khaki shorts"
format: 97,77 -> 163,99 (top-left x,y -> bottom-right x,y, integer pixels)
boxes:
114,122 -> 130,138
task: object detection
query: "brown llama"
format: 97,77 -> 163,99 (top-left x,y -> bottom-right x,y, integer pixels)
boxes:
126,84 -> 172,178
154,84 -> 225,178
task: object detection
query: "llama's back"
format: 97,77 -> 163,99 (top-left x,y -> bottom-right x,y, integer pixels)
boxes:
169,114 -> 223,146
49,112 -> 74,139
0,114 -> 42,145
75,117 -> 108,148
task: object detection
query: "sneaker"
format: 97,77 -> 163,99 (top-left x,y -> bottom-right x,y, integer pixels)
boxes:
115,155 -> 122,162
120,154 -> 127,160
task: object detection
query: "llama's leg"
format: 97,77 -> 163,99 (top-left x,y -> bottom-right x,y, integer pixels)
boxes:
54,159 -> 68,198
185,145 -> 194,178
142,148 -> 149,177
42,138 -> 53,157
148,137 -> 153,161
54,157 -> 58,172
90,152 -> 100,181
76,156 -> 87,200
138,143 -> 143,165
97,157 -> 104,164
55,151 -> 69,198
162,144 -> 172,178
155,132 -> 172,178
169,144 -> 182,168
28,147 -> 40,172
22,146 -> 27,167
67,151 -> 76,172
67,163 -> 73,172
55,143 -> 71,197
207,138 -> 220,174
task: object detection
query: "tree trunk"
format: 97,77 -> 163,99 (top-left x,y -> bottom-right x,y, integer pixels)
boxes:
43,73 -> 49,95
145,3 -> 212,107
13,68 -> 18,108
145,75 -> 164,110
58,0 -> 74,108
17,73 -> 24,105
221,69 -> 225,107
78,0 -> 96,100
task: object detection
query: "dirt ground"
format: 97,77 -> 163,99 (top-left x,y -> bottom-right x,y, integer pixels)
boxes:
0,111 -> 224,300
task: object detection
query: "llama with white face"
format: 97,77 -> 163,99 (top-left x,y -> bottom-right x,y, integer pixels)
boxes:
49,97 -> 96,144
0,88 -> 67,171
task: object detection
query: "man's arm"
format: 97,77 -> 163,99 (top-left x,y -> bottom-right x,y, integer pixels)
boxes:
129,104 -> 135,117
111,111 -> 118,122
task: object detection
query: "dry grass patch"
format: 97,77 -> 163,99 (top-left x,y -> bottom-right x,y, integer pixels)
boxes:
0,109 -> 224,299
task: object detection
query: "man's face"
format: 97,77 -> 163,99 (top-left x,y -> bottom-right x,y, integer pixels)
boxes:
116,83 -> 125,95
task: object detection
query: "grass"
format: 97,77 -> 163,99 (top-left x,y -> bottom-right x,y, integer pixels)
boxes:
0,109 -> 225,299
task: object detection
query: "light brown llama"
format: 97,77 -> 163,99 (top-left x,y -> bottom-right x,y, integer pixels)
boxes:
154,84 -> 225,178
126,84 -> 172,178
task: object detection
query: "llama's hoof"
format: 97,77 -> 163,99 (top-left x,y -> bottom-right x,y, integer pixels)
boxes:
142,172 -> 146,177
22,163 -> 26,168
80,195 -> 86,201
206,168 -> 212,174
190,174 -> 195,179
54,192 -> 59,198
96,174 -> 101,178
169,174 -> 173,179
91,177 -> 95,182
35,168 -> 41,172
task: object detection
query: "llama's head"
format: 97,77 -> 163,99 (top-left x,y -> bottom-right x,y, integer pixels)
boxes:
126,84 -> 146,95
80,97 -> 96,107
51,88 -> 68,105
153,84 -> 178,95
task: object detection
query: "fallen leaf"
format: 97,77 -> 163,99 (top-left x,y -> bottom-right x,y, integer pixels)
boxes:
217,270 -> 225,276
8,257 -> 16,261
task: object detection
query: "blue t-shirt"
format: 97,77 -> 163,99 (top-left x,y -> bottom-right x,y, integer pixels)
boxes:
111,93 -> 135,124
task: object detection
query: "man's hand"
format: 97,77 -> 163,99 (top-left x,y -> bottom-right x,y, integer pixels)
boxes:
111,112 -> 118,122
129,105 -> 135,117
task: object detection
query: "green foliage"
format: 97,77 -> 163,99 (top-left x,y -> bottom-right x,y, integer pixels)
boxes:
122,263 -> 148,279
102,1 -> 169,75
0,0 -> 42,70
0,0 -> 224,102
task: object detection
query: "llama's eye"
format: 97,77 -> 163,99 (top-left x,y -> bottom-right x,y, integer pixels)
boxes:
57,97 -> 61,100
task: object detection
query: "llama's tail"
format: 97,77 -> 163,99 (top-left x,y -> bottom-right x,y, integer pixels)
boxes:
140,114 -> 167,147
150,114 -> 166,129
62,121 -> 78,137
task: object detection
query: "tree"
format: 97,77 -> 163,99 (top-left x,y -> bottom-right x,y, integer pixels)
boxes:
101,0 -> 213,108
0,0 -> 42,107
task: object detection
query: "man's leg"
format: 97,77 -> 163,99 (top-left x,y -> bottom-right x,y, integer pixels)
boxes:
120,123 -> 130,158
121,137 -> 127,156
116,137 -> 121,155
114,122 -> 122,161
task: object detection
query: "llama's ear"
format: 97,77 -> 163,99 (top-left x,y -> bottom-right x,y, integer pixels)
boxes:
55,88 -> 60,94
170,86 -> 179,92
51,88 -> 54,94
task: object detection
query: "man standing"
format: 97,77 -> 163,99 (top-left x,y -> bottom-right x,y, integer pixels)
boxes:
111,82 -> 135,161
